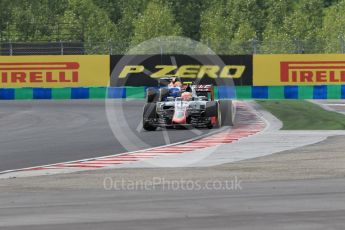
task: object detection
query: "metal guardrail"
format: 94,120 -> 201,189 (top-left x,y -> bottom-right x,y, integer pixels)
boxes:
0,39 -> 344,55
0,42 -> 130,55
0,42 -> 85,55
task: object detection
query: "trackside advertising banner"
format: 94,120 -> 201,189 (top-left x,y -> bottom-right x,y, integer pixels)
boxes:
254,54 -> 345,86
110,55 -> 253,86
4,54 -> 345,89
0,55 -> 109,88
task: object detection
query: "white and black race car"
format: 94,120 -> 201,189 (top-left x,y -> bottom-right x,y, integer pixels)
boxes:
142,78 -> 235,131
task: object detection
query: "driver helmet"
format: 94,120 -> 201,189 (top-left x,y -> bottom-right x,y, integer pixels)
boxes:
168,77 -> 182,88
181,92 -> 192,101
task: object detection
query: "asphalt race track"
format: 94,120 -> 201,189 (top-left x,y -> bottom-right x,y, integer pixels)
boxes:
0,100 -> 214,172
1,178 -> 344,230
1,100 -> 345,230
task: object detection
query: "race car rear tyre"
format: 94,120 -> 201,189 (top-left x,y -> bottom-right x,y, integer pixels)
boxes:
159,88 -> 170,102
143,103 -> 157,119
143,103 -> 157,131
146,88 -> 158,103
219,100 -> 234,126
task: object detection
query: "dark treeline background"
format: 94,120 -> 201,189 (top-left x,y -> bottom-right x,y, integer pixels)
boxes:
0,0 -> 344,53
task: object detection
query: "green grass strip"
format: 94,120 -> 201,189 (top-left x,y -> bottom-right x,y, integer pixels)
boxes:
257,100 -> 345,130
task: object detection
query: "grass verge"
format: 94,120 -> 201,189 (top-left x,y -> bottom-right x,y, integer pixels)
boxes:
256,100 -> 345,130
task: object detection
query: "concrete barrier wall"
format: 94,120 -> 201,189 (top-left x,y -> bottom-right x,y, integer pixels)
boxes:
1,85 -> 344,100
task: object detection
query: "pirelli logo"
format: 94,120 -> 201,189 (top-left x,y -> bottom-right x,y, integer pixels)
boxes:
280,61 -> 345,83
0,62 -> 79,84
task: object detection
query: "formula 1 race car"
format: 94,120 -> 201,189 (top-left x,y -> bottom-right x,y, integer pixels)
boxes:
142,78 -> 235,131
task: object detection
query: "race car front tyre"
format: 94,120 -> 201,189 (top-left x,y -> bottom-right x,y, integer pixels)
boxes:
143,103 -> 157,131
146,88 -> 159,103
159,88 -> 170,102
219,100 -> 234,126
143,122 -> 157,131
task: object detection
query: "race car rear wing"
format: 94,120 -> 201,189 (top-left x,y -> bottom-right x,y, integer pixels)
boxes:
191,84 -> 215,101
193,84 -> 212,92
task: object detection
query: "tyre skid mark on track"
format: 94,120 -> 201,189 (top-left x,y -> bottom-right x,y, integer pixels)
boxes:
0,101 -> 266,175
